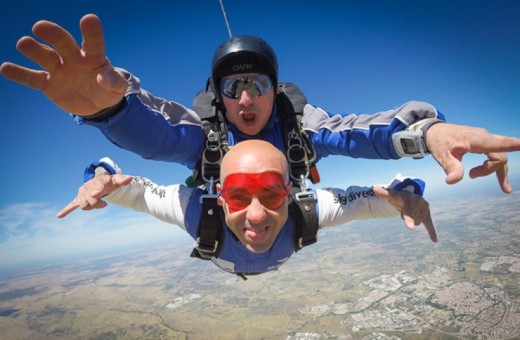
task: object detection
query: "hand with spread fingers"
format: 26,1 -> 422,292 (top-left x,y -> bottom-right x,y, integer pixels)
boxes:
0,14 -> 127,116
426,123 -> 520,193
373,186 -> 437,243
57,174 -> 133,218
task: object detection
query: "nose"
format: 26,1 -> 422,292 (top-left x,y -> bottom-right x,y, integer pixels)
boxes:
238,89 -> 254,107
245,197 -> 267,224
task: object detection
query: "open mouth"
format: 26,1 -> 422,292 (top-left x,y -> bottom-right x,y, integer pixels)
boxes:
240,111 -> 256,124
244,226 -> 269,240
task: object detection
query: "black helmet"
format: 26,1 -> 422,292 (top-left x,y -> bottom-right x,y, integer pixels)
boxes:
211,35 -> 278,99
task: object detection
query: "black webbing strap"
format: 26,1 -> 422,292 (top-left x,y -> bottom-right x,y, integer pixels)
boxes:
291,190 -> 319,251
276,84 -> 319,185
190,195 -> 221,260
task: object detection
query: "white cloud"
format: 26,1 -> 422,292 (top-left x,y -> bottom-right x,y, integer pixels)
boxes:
0,202 -> 189,270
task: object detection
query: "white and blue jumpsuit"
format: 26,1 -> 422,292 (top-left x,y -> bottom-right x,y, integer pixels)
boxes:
104,171 -> 425,275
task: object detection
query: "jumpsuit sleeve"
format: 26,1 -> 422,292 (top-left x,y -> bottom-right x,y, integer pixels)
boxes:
317,175 -> 425,228
302,102 -> 445,160
74,68 -> 205,169
105,175 -> 195,231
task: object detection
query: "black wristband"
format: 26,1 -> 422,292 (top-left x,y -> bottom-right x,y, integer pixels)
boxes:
421,119 -> 444,134
86,98 -> 125,121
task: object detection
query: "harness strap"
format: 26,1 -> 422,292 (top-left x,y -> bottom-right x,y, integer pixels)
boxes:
191,195 -> 222,260
291,191 -> 319,251
200,121 -> 224,187
276,84 -> 320,187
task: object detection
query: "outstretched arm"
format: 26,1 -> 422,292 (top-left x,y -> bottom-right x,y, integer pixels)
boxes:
304,103 -> 520,193
0,14 -> 127,116
2,14 -> 205,167
317,176 -> 436,243
58,160 -> 193,230
425,123 -> 520,193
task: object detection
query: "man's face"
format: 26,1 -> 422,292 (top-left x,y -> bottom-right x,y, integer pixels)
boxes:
217,141 -> 291,253
220,73 -> 275,136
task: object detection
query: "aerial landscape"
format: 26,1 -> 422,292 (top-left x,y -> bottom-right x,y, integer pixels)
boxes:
1,188 -> 519,339
1,1 -> 519,339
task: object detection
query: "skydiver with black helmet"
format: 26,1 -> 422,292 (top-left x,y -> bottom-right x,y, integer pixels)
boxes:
2,14 -> 519,194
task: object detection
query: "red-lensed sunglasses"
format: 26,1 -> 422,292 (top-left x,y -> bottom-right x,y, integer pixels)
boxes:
219,172 -> 290,212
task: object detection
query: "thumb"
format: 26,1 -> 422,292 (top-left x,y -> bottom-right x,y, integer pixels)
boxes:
433,152 -> 465,185
373,186 -> 401,210
103,174 -> 133,195
97,68 -> 127,96
373,186 -> 389,199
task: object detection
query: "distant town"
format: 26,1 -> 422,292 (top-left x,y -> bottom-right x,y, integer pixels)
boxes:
1,191 -> 519,339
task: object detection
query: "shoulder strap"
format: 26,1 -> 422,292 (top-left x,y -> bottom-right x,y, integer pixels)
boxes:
189,82 -> 227,260
189,81 -> 229,189
190,195 -> 223,260
290,190 -> 319,251
276,83 -> 320,187
276,84 -> 319,249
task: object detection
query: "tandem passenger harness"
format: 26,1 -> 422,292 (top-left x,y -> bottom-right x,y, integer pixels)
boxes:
188,82 -> 321,277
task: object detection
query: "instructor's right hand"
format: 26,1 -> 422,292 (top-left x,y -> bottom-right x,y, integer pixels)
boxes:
0,14 -> 127,116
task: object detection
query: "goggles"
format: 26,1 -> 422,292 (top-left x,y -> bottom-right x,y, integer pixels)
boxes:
220,172 -> 290,212
220,74 -> 273,99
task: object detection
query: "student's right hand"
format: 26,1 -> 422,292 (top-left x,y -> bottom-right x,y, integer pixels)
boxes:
0,14 -> 127,116
57,174 -> 133,218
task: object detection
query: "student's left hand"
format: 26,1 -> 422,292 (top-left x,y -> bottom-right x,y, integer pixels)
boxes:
374,186 -> 437,243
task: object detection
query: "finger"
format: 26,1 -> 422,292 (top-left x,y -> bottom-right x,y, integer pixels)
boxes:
77,188 -> 108,211
92,200 -> 109,210
84,189 -> 104,207
16,36 -> 61,72
0,62 -> 48,90
373,186 -> 389,200
421,212 -> 438,243
469,133 -> 520,154
32,19 -> 81,62
468,161 -> 498,179
468,153 -> 512,193
110,174 -> 134,188
57,198 -> 80,218
496,164 -> 512,194
401,212 -> 416,231
468,152 -> 507,178
432,150 -> 465,185
86,174 -> 132,201
374,185 -> 403,206
80,14 -> 106,57
375,186 -> 413,228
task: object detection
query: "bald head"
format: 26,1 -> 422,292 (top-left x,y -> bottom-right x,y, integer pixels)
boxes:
218,140 -> 291,254
221,140 -> 289,182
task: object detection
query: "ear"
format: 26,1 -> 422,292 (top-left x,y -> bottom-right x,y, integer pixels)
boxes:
216,183 -> 225,207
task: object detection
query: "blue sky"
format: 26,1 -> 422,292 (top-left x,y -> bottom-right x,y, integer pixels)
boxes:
1,0 -> 519,270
